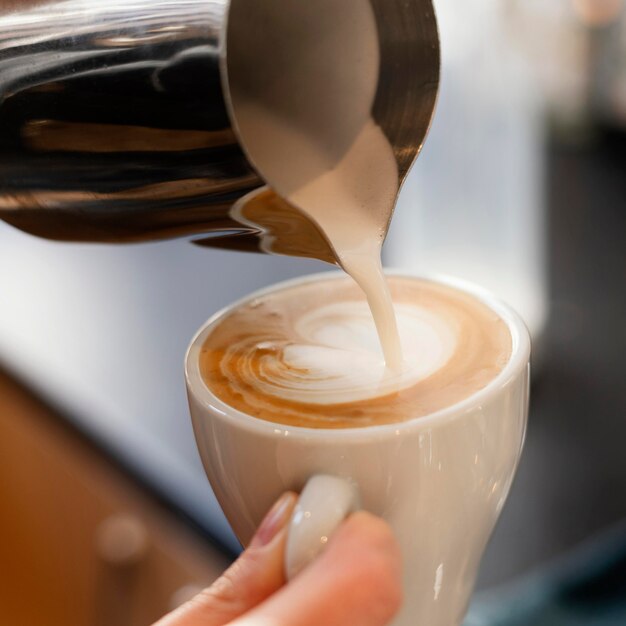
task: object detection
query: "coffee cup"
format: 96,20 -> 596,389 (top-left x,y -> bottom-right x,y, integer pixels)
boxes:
186,272 -> 530,626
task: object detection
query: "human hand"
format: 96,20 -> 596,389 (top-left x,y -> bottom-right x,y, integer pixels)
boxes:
154,492 -> 402,626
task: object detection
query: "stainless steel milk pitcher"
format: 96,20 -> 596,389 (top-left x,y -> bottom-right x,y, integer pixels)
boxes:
0,0 -> 439,256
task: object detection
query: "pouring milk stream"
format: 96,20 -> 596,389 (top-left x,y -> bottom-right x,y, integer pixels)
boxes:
226,0 -> 405,371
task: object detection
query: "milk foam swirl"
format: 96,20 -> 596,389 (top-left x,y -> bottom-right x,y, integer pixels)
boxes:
225,301 -> 455,405
200,277 -> 512,429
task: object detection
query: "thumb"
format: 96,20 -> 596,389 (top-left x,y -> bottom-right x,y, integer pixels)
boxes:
155,492 -> 297,626
230,511 -> 403,626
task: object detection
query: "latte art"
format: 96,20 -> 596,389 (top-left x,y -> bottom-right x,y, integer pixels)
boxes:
230,301 -> 455,406
200,276 -> 512,428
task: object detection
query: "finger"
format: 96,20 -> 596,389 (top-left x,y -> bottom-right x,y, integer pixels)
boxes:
231,511 -> 403,626
154,492 -> 297,626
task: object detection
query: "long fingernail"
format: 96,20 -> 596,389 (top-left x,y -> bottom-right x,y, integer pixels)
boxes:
251,492 -> 297,547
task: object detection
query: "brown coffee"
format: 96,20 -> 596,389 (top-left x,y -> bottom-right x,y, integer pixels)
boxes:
199,276 -> 511,429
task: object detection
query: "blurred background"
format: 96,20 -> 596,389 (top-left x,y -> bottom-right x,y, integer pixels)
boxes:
0,0 -> 625,624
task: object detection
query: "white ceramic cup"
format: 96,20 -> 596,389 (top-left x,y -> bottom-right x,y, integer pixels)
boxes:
186,273 -> 530,626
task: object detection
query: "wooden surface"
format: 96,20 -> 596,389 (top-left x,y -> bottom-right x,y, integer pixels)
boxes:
0,369 -> 231,626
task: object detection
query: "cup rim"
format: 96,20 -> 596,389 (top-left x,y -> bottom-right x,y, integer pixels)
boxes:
185,271 -> 531,438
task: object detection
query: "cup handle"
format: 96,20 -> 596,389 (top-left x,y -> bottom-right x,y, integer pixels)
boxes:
285,474 -> 360,580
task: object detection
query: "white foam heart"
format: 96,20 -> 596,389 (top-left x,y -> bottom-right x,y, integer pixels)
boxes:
245,301 -> 456,404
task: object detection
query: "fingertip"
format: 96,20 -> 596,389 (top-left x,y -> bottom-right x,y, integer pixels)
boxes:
342,511 -> 401,554
336,511 -> 402,577
250,491 -> 298,548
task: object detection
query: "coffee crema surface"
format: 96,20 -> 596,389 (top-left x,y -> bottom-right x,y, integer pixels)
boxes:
200,277 -> 511,429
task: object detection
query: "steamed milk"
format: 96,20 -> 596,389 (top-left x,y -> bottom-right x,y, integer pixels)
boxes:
233,106 -> 402,369
286,120 -> 402,370
226,0 -> 403,369
200,276 -> 511,429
